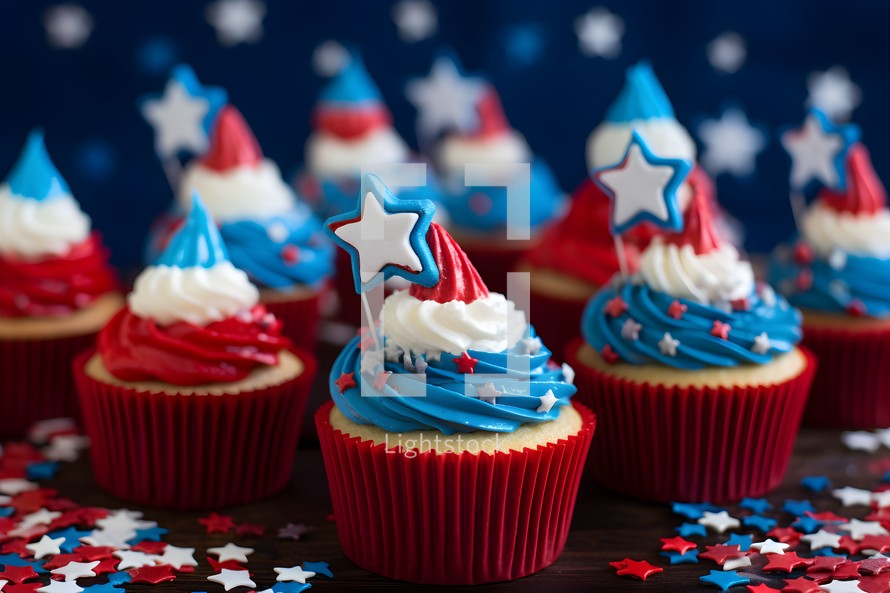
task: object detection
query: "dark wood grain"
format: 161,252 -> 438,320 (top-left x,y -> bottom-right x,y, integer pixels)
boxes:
43,340 -> 888,593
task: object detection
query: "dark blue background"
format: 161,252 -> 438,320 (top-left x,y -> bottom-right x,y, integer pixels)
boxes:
1,0 -> 887,270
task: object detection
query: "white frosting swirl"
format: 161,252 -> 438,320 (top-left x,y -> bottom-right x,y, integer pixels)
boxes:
0,184 -> 90,260
381,290 -> 527,358
179,159 -> 295,222
639,238 -> 755,304
802,200 -> 890,258
305,128 -> 410,178
128,262 -> 259,326
586,120 -> 696,171
436,130 -> 531,175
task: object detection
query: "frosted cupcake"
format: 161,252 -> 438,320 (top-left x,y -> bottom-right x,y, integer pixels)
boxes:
565,166 -> 815,503
0,130 -> 122,437
316,174 -> 595,584
771,114 -> 890,428
75,196 -> 315,509
147,105 -> 333,349
519,63 -> 720,360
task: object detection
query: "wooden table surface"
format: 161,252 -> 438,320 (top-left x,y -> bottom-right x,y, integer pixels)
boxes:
42,340 -> 889,593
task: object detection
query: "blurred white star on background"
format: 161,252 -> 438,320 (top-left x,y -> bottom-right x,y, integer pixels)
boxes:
574,7 -> 624,59
205,0 -> 266,46
312,40 -> 349,76
698,107 -> 767,177
43,4 -> 93,49
707,32 -> 746,73
807,66 -> 862,121
392,0 -> 437,43
406,57 -> 486,141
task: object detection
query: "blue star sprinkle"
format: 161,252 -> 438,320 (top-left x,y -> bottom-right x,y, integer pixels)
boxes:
725,533 -> 753,552
27,461 -> 59,480
128,526 -> 170,544
107,571 -> 133,585
48,527 -> 92,553
676,522 -> 708,538
800,476 -> 832,493
660,549 -> 699,565
782,499 -> 816,516
883,471 -> 890,484
700,569 -> 749,591
266,584 -> 311,593
739,497 -> 772,514
671,502 -> 722,520
0,507 -> 14,518
742,515 -> 777,532
0,554 -> 46,572
792,515 -> 825,534
302,561 -> 333,578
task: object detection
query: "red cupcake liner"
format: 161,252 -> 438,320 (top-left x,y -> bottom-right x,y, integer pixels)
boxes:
0,332 -> 99,439
74,348 -> 317,509
460,242 -> 532,296
565,339 -> 816,503
315,401 -> 596,585
528,288 -> 590,364
801,324 -> 890,429
262,288 -> 325,352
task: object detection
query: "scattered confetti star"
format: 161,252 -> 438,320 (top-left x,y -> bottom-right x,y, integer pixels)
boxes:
312,40 -> 349,77
205,0 -> 266,46
273,566 -> 315,584
698,107 -> 766,177
334,372 -> 357,394
699,511 -> 740,534
605,296 -> 629,317
391,0 -> 437,42
51,562 -> 99,582
0,566 -> 40,584
661,549 -> 699,565
660,536 -> 697,555
792,515 -> 826,534
700,569 -> 749,591
844,519 -> 889,541
783,499 -> 816,516
802,530 -> 843,550
842,431 -> 881,452
668,300 -> 687,319
782,577 -> 823,593
128,565 -> 176,585
659,332 -> 680,357
42,4 -> 93,49
537,390 -> 559,413
157,545 -> 197,569
561,363 -> 575,385
751,539 -> 790,555
677,523 -> 708,538
834,486 -> 874,507
710,320 -> 731,340
707,32 -> 746,73
207,569 -> 256,591
111,551 -> 155,570
740,498 -> 773,514
723,555 -> 752,571
610,558 -> 662,581
25,535 -> 65,560
406,55 -> 486,141
820,580 -> 869,593
207,543 -> 254,564
234,523 -> 266,537
672,502 -> 722,520
476,383 -> 500,405
763,551 -> 814,573
278,523 -> 312,541
301,562 -> 332,579
700,544 -> 744,566
36,582 -> 82,593
807,66 -> 862,121
575,7 -> 624,59
726,533 -> 753,552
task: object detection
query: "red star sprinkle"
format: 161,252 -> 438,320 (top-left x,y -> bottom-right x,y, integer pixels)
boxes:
601,344 -> 620,365
668,300 -> 687,319
782,576 -> 823,593
808,556 -> 846,574
836,536 -> 865,555
1,539 -> 32,557
860,535 -> 890,553
280,245 -> 300,265
605,296 -> 629,317
91,557 -> 121,576
794,242 -> 814,264
11,489 -> 54,514
611,558 -> 662,581
763,552 -> 814,573
42,554 -> 85,570
131,541 -> 167,554
334,372 -> 356,394
806,511 -> 847,523
660,536 -> 697,555
748,585 -> 781,593
0,566 -> 39,584
860,558 -> 890,576
731,297 -> 750,311
859,573 -> 890,593
207,557 -> 249,572
73,546 -> 116,561
699,544 -> 744,566
128,564 -> 177,584
847,299 -> 867,317
831,561 -> 863,581
372,371 -> 392,390
74,507 -> 109,526
452,351 -> 479,374
710,320 -> 731,340
767,527 -> 802,545
235,523 -> 266,537
796,269 -> 813,291
198,512 -> 235,534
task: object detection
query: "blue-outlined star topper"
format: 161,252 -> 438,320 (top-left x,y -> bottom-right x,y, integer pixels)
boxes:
781,108 -> 860,192
325,173 -> 439,293
593,130 -> 692,236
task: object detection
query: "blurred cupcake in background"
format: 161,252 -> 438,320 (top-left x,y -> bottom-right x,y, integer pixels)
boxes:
409,53 -> 565,294
771,109 -> 890,428
147,105 -> 334,350
0,130 -> 122,437
520,62 -> 733,361
76,195 -> 316,509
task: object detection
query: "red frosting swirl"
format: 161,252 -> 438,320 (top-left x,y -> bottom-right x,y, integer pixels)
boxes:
0,233 -> 118,318
819,143 -> 887,216
98,305 -> 292,386
409,222 -> 489,304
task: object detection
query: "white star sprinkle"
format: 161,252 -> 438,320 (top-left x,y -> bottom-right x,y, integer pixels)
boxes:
822,579 -> 870,593
207,542 -> 255,564
722,555 -> 751,571
79,528 -> 134,549
698,511 -> 740,534
205,0 -> 266,46
698,108 -> 766,177
707,32 -> 746,74
561,363 -> 575,385
26,535 -> 66,560
42,4 -> 93,49
208,569 -> 256,591
141,80 -> 210,159
621,318 -> 642,341
842,518 -> 889,541
112,550 -> 158,570
781,113 -> 845,190
51,561 -> 100,582
312,40 -> 349,77
273,566 -> 316,584
807,66 -> 862,121
360,348 -> 385,376
157,545 -> 198,569
476,383 -> 501,405
537,389 -> 558,413
752,332 -> 771,355
828,249 -> 848,271
406,56 -> 486,141
96,510 -> 156,532
574,7 -> 623,59
518,336 -> 543,355
833,486 -> 874,507
392,0 -> 437,43
841,431 -> 881,453
37,582 -> 82,593
11,508 -> 61,535
659,332 -> 680,357
873,490 -> 890,509
801,529 -> 843,550
750,539 -> 789,555
0,479 -> 37,495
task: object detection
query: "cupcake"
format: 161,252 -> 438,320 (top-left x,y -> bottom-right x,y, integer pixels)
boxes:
413,55 -> 565,294
770,111 -> 890,428
521,63 -> 734,361
564,131 -> 815,503
316,174 -> 595,585
75,195 -> 316,509
147,105 -> 334,350
0,130 -> 122,437
297,55 -> 439,324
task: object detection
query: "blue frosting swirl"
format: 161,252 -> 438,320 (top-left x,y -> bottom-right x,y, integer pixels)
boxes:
329,330 -> 576,435
769,239 -> 890,319
582,281 -> 802,370
439,159 -> 564,233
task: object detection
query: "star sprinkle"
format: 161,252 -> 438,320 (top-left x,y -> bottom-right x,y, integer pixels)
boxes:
605,296 -> 629,317
677,523 -> 708,538
745,515 -> 778,532
36,583 -> 82,593
609,558 -> 662,581
128,565 -> 176,585
834,487 -> 874,507
659,333 -> 680,357
207,543 -> 254,564
802,530 -> 843,550
207,569 -> 256,591
843,519 -> 889,541
205,0 -> 266,46
751,539 -> 790,555
746,585 -> 781,593
25,535 -> 64,559
278,524 -> 312,541
752,332 -> 772,355
334,372 -> 356,394
537,390 -> 559,414
726,533 -> 754,552
711,320 -> 731,340
763,552 -> 814,573
661,549 -> 699,565
273,566 -> 315,584
668,300 -> 687,319
724,556 -> 752,571
793,516 -> 827,534
574,7 -> 624,58
801,476 -> 832,493
782,577 -> 823,593
700,544 -> 744,566
672,502 -> 722,520
595,131 -> 691,235
301,562 -> 333,579
699,107 -> 766,177
0,567 -> 39,584
621,318 -> 642,341
50,562 -> 99,582
783,499 -> 817,516
820,580 -> 868,593
81,586 -> 123,593
660,536 -> 697,555
781,109 -> 859,191
807,66 -> 862,121
741,498 -> 773,514
391,0 -> 437,42
517,336 -> 543,355
199,513 -> 235,534
111,551 -> 156,570
97,511 -> 153,533
452,352 -> 478,374
700,569 -> 749,591
476,383 -> 500,405
699,512 -> 740,534
406,55 -> 486,140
